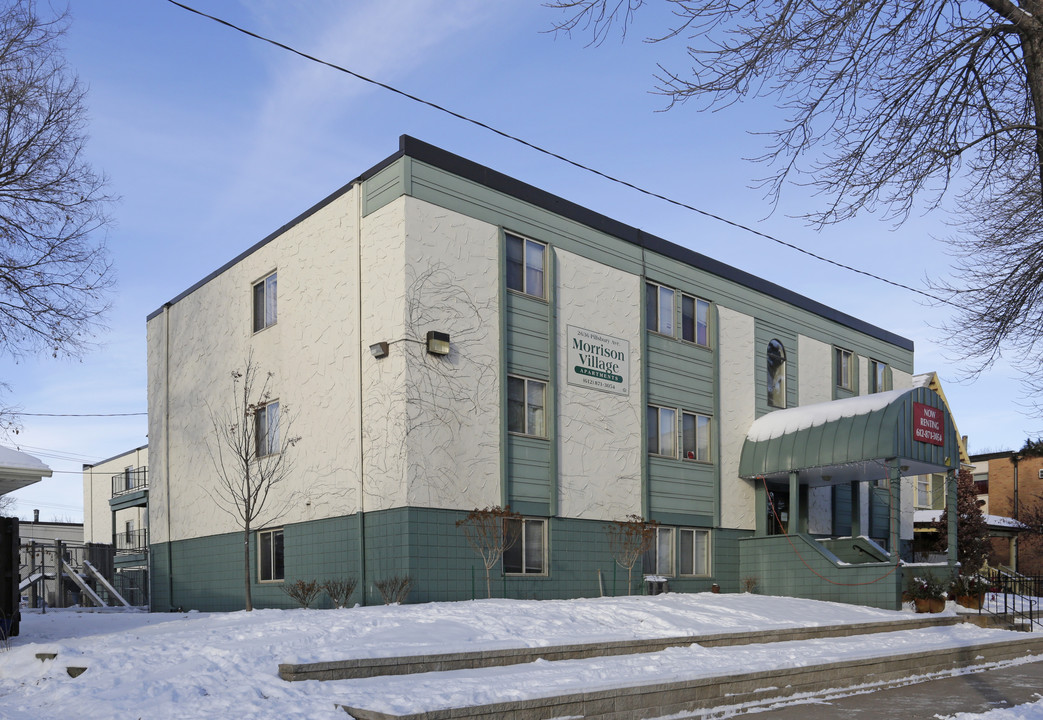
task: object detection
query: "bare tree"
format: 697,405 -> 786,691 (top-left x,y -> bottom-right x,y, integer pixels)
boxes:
548,1 -> 1043,404
605,514 -> 657,595
206,357 -> 300,611
0,1 -> 113,360
0,494 -> 14,517
457,505 -> 522,598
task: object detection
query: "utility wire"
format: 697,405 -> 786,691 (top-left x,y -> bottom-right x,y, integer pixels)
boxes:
165,0 -> 963,311
10,412 -> 146,417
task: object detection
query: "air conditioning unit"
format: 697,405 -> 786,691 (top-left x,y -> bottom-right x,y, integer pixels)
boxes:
1038,468 -> 1043,480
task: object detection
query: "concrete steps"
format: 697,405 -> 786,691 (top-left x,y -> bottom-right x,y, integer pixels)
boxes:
315,616 -> 1043,720
281,615 -> 961,682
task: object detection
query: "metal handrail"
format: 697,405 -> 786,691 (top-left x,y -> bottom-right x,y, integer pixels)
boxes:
111,467 -> 148,497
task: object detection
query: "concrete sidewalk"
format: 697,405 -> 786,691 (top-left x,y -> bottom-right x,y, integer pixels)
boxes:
747,657 -> 1043,719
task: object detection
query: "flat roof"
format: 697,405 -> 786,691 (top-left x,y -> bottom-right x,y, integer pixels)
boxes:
146,136 -> 914,351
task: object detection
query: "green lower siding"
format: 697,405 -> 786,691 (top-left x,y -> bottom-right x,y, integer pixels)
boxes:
151,510 -> 751,612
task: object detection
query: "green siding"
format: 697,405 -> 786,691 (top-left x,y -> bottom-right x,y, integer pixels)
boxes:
507,434 -> 551,512
505,292 -> 550,378
152,511 -> 746,611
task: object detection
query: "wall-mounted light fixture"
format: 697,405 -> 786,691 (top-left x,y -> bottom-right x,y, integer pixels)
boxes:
369,341 -> 390,359
425,331 -> 450,356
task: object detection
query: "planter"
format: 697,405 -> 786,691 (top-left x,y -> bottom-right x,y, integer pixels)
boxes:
914,597 -> 946,613
957,594 -> 983,610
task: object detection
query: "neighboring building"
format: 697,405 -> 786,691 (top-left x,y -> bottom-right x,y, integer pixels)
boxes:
147,136 -> 962,612
969,449 -> 1043,574
19,519 -> 83,545
82,446 -> 149,606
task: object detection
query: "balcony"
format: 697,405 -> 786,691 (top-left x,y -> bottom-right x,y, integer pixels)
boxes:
115,528 -> 149,555
111,468 -> 148,498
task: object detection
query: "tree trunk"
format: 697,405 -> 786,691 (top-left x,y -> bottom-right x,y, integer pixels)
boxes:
243,525 -> 253,612
1020,29 -> 1043,197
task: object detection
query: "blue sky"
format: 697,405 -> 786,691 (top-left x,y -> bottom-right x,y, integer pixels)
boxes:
1,0 -> 1035,522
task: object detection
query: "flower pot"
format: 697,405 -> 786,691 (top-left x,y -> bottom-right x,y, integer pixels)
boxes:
957,594 -> 983,610
914,597 -> 945,613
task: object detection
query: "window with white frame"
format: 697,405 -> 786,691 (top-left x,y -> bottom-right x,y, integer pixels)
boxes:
258,528 -> 284,582
679,528 -> 710,576
503,517 -> 546,574
647,405 -> 677,457
916,476 -> 932,508
681,294 -> 710,347
255,401 -> 280,457
682,412 -> 711,462
645,282 -> 675,336
642,526 -> 674,575
835,347 -> 855,390
869,359 -> 889,393
505,233 -> 545,299
253,272 -> 277,332
507,376 -> 547,437
767,339 -> 787,408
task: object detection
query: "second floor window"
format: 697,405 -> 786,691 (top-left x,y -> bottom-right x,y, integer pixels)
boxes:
507,376 -> 546,437
506,233 -> 545,298
647,405 -> 677,458
253,272 -> 277,332
767,339 -> 787,408
255,401 -> 280,457
682,412 -> 711,462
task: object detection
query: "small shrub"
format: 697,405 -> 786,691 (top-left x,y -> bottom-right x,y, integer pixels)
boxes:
322,577 -> 358,608
741,576 -> 758,593
908,573 -> 946,600
375,575 -> 413,605
282,579 -> 321,608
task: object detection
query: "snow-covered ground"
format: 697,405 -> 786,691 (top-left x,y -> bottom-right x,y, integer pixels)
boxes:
0,593 -> 1040,719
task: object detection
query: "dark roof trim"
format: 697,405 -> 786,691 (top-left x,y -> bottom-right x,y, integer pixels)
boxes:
148,135 -> 914,351
82,443 -> 149,470
969,451 -> 1018,462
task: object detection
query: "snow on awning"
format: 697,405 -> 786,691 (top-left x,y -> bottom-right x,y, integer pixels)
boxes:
0,445 -> 52,496
739,387 -> 961,485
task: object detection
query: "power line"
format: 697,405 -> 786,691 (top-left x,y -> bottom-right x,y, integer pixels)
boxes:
166,0 -> 964,311
10,412 -> 146,417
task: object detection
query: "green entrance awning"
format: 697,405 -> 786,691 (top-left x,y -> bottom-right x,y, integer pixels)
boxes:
738,387 -> 960,485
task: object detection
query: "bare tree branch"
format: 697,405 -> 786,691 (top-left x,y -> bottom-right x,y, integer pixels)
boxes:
206,354 -> 301,611
547,0 -> 1043,410
0,1 -> 113,361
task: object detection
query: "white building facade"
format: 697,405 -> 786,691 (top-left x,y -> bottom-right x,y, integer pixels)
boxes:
146,137 -> 959,611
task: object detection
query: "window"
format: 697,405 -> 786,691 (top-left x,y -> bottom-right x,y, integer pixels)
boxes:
258,528 -> 284,582
681,294 -> 710,347
255,401 -> 279,457
682,412 -> 711,462
870,360 -> 889,393
916,476 -> 931,508
835,347 -> 855,390
647,405 -> 676,457
503,518 -> 546,574
124,520 -> 134,545
253,272 -> 277,332
506,233 -> 545,298
766,340 -> 787,408
645,282 -> 675,336
680,529 -> 710,576
507,376 -> 547,437
643,527 -> 674,575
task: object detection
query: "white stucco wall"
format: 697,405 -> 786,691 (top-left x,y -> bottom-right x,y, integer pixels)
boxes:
718,306 -> 756,530
797,335 -> 832,406
82,446 -> 148,544
149,186 -> 363,544
555,248 -> 642,521
892,368 -> 913,390
399,197 -> 501,510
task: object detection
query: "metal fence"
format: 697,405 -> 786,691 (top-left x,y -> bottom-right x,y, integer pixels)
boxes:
18,540 -> 147,609
111,467 -> 148,497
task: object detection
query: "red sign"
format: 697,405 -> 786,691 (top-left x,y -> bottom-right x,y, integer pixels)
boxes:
913,402 -> 944,446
